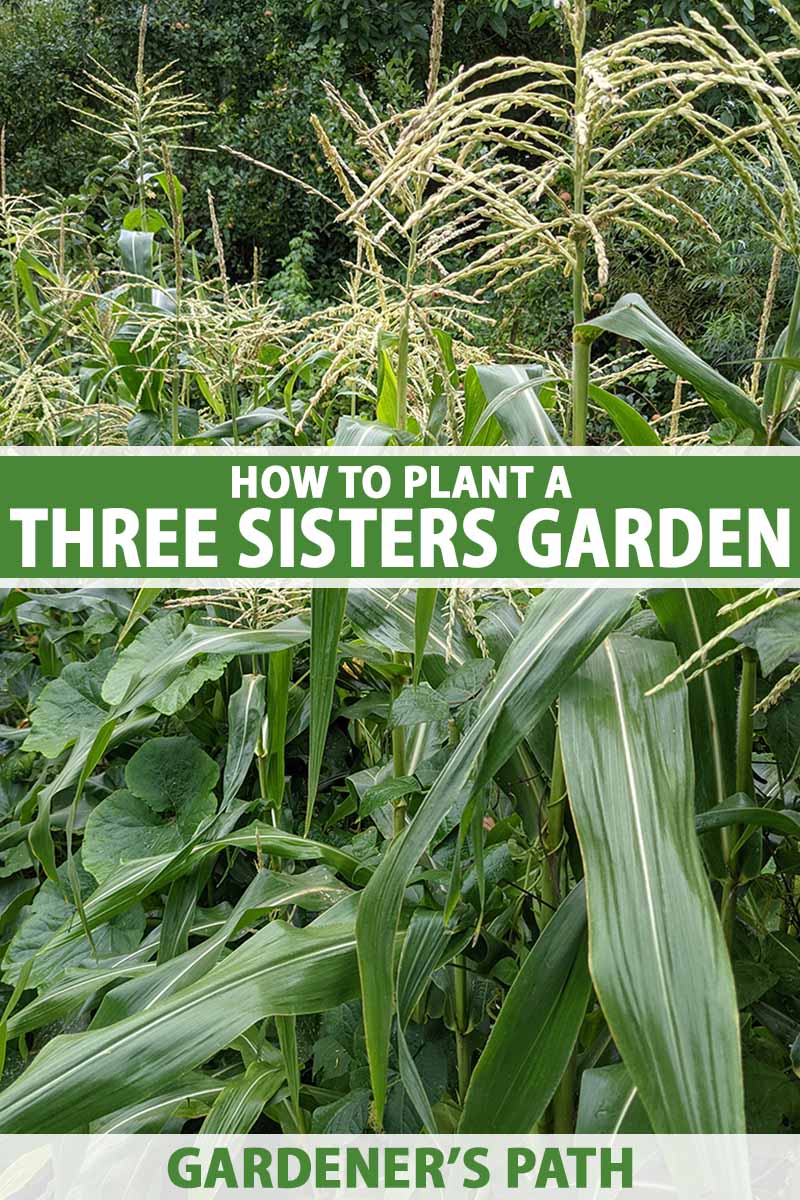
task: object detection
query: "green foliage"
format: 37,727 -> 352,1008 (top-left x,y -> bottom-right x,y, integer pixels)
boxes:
305,0 -> 430,60
2,0 -> 800,1137
0,584 -> 800,1132
82,785 -> 215,883
1,1 -> 344,277
3,0 -> 800,447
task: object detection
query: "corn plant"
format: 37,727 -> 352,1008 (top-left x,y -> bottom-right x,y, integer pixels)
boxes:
2,0 -> 799,450
0,581 -> 798,1134
0,1 -> 800,1138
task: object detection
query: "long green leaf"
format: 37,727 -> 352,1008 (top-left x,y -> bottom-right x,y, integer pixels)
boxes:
560,634 -> 745,1132
413,588 -> 437,685
0,958 -> 33,1079
92,866 -> 348,1028
106,619 -> 309,715
347,588 -> 472,670
467,365 -> 563,447
157,872 -> 201,964
396,908 -> 467,1132
7,870 -> 345,1043
0,916 -> 362,1132
223,673 -> 265,806
463,366 -> 502,445
357,587 -> 634,1125
275,1015 -> 303,1130
92,1075 -> 222,1133
189,407 -> 291,443
65,716 -> 119,953
267,648 -> 292,810
200,1061 -> 285,1133
7,955 -> 156,1039
695,803 -> 800,839
334,416 -> 397,446
307,589 -> 347,834
28,785 -> 58,885
649,588 -> 736,877
577,293 -> 774,442
762,324 -> 800,432
118,229 -> 154,280
460,881 -> 590,1133
576,1063 -> 651,1134
116,588 -> 162,648
22,825 -> 361,970
588,383 -> 661,446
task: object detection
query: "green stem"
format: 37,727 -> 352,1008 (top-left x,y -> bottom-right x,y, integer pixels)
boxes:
722,648 -> 757,948
767,268 -> 800,445
391,653 -> 409,837
720,877 -> 736,950
570,8 -> 589,448
170,367 -> 180,445
551,1051 -> 577,1133
540,730 -> 566,923
136,131 -> 147,226
572,334 -> 591,448
255,733 -> 281,871
790,876 -> 800,938
1,221 -> 21,338
169,197 -> 182,446
395,179 -> 423,432
572,240 -> 585,326
276,1015 -> 307,1134
736,649 -> 757,801
135,82 -> 147,225
498,743 -> 546,843
396,310 -> 411,433
453,955 -> 472,1102
541,724 -> 578,1133
228,362 -> 240,446
7,253 -> 21,338
256,751 -> 270,816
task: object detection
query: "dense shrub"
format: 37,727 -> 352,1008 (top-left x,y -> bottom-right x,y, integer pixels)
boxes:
2,0 -> 795,298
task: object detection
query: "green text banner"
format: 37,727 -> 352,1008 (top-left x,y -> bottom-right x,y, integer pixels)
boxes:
0,448 -> 797,586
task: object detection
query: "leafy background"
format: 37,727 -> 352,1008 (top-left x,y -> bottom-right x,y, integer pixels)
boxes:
1,0 -> 799,447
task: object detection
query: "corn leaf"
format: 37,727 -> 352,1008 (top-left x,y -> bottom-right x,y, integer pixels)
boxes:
576,1063 -> 651,1134
577,293 -> 772,442
93,866 -> 349,1029
307,589 -> 348,834
200,1061 -> 285,1133
223,673 -> 266,806
762,325 -> 800,432
357,587 -> 635,1125
467,365 -> 563,447
157,872 -> 202,965
695,803 -> 800,839
560,635 -> 745,1132
334,416 -> 397,446
0,915 -> 362,1132
587,383 -> 661,446
649,588 -> 736,877
23,824 -> 361,971
267,648 -> 292,810
91,1075 -> 223,1134
413,588 -> 438,685
460,881 -> 590,1133
347,587 -> 472,668
115,588 -> 162,648
118,229 -> 154,280
105,618 -> 310,715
